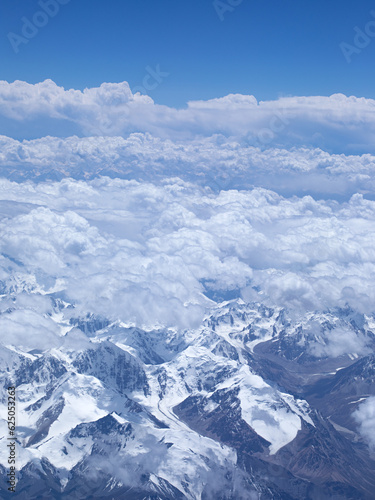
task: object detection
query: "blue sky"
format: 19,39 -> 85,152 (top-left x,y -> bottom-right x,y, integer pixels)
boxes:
1,0 -> 375,107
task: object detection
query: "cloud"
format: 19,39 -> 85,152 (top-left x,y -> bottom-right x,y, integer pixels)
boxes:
188,93 -> 258,109
0,134 -> 375,199
0,308 -> 62,351
308,325 -> 371,358
353,397 -> 375,451
1,177 -> 375,335
0,79 -> 150,119
1,80 -> 375,153
0,207 -> 106,274
0,79 -> 152,138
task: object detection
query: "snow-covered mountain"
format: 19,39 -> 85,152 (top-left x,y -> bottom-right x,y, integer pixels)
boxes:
1,291 -> 375,499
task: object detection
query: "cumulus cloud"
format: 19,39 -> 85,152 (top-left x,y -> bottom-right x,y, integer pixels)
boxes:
1,80 -> 375,153
353,397 -> 375,451
1,177 -> 375,333
308,326 -> 371,358
0,134 -> 375,199
0,207 -> 106,274
0,309 -> 62,351
0,79 -> 152,137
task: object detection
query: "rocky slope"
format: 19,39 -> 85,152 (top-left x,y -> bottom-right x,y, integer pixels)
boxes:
1,293 -> 375,499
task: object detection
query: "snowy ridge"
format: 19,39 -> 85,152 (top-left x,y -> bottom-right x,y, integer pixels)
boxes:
1,292 -> 375,498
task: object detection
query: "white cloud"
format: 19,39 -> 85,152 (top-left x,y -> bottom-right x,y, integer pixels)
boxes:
0,79 -> 152,137
188,94 -> 258,109
1,80 -> 375,153
308,326 -> 371,358
1,177 -> 375,334
353,397 -> 375,451
0,309 -> 62,351
0,134 -> 375,198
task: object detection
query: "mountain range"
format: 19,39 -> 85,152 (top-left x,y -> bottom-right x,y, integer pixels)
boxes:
1,289 -> 375,499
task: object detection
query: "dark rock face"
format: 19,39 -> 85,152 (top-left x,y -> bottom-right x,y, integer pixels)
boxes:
69,313 -> 110,335
175,391 -> 375,500
2,459 -> 63,500
26,398 -> 65,447
302,355 -> 375,431
175,388 -> 271,454
15,355 -> 67,388
72,342 -> 149,395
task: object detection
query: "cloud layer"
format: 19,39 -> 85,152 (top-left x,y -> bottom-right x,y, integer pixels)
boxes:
1,177 -> 375,332
0,133 -> 375,199
1,80 -> 375,154
1,79 -> 374,342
